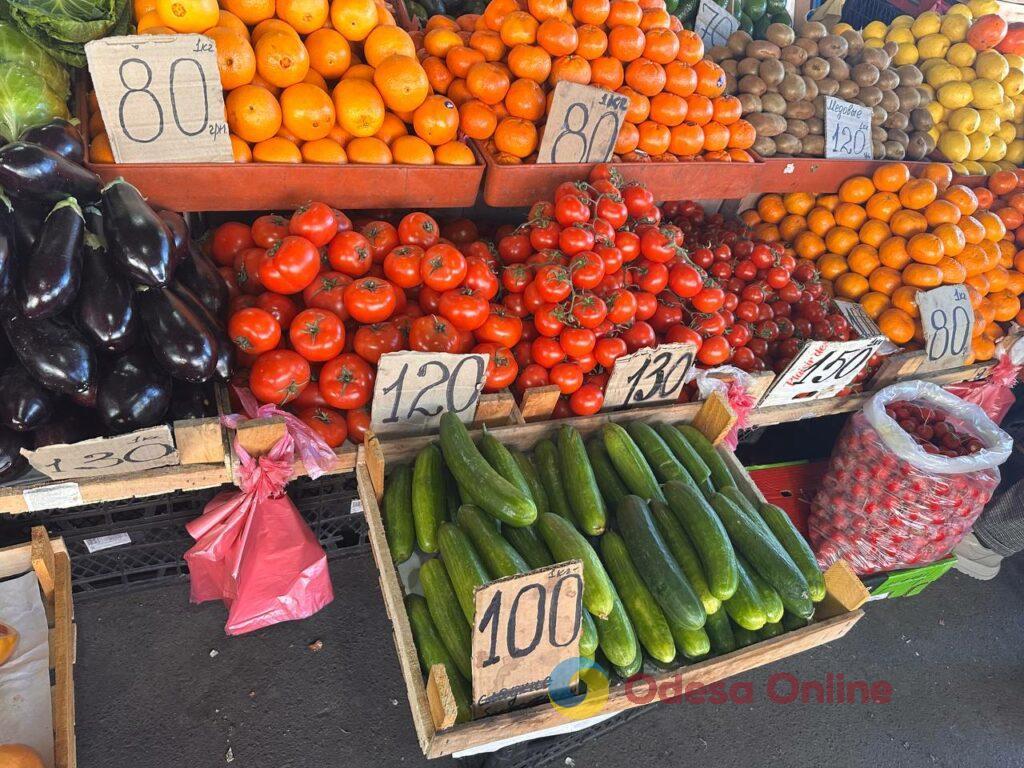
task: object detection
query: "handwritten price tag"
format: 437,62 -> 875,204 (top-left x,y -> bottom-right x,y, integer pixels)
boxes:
472,561 -> 583,716
918,285 -> 974,368
695,0 -> 740,48
760,337 -> 885,406
22,425 -> 180,480
85,35 -> 233,164
370,351 -> 487,437
602,342 -> 696,411
824,96 -> 873,160
537,82 -> 628,164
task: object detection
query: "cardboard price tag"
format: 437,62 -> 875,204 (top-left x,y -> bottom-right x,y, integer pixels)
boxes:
824,96 -> 873,160
85,35 -> 233,164
22,425 -> 180,480
694,0 -> 740,48
918,285 -> 973,368
472,561 -> 583,716
760,337 -> 885,407
536,82 -> 628,164
602,342 -> 696,410
370,351 -> 487,436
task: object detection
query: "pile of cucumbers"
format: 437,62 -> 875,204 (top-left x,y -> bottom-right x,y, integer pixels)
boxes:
384,412 -> 825,723
674,0 -> 792,39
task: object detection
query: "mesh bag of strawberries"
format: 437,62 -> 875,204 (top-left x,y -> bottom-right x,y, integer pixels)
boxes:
809,380 -> 1013,575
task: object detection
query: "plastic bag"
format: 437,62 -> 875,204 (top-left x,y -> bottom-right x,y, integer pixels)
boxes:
945,351 -> 1022,426
691,365 -> 757,450
808,381 -> 1012,575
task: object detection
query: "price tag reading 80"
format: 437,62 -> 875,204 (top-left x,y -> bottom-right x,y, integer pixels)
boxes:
918,285 -> 974,367
602,342 -> 696,410
760,337 -> 885,406
536,82 -> 629,164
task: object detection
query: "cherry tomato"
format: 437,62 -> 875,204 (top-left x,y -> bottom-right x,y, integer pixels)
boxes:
298,405 -> 348,447
549,362 -> 583,395
697,335 -> 731,366
473,342 -> 519,392
474,305 -> 523,347
463,257 -> 499,300
750,243 -> 773,270
346,407 -> 371,443
668,262 -> 702,298
530,219 -> 562,251
290,308 -> 345,362
692,286 -> 725,313
343,277 -> 397,323
409,314 -> 460,352
397,212 -> 440,247
250,349 -> 310,405
778,281 -> 803,304
420,244 -> 467,291
622,183 -> 655,218
569,383 -> 604,415
438,287 -> 489,331
554,195 -> 591,226
289,202 -> 337,247
650,300 -> 684,334
353,322 -> 403,364
533,264 -> 572,303
554,181 -> 591,202
497,232 -> 533,264
594,336 -> 628,367
766,266 -> 791,290
418,285 -> 443,313
559,223 -> 596,255
569,250 -> 606,290
327,230 -> 373,277
596,244 -> 624,275
299,272 -> 349,321
733,259 -> 757,282
725,322 -> 751,348
731,345 -> 756,371
534,303 -> 565,337
572,294 -> 608,329
319,353 -> 374,409
228,307 -> 280,354
531,336 -> 566,368
634,290 -> 658,321
615,230 -> 641,262
633,259 -> 669,294
251,214 -> 289,249
211,222 -> 255,266
292,364 -> 328,409
229,294 -> 257,313
234,247 -> 266,295
665,324 -> 703,350
259,236 -> 320,294
361,221 -> 399,262
640,226 -> 678,263
502,264 -> 533,294
621,320 -> 656,352
606,290 -> 638,325
735,300 -> 759,323
691,247 -> 714,269
595,195 -> 628,229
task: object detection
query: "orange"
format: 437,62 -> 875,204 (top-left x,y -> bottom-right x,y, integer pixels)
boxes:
864,191 -> 901,223
206,27 -> 256,90
135,11 -> 167,32
794,231 -> 827,260
375,112 -> 408,144
507,44 -> 551,82
275,125 -> 300,143
470,29 -> 507,61
255,30 -> 310,88
230,133 -> 252,162
225,84 -> 282,143
967,273 -> 991,297
493,116 -> 538,158
301,137 -> 347,163
251,19 -> 297,43
975,210 -> 1007,242
959,215 -> 987,245
608,25 -> 646,62
973,335 -> 996,362
590,56 -> 624,89
834,202 -> 867,229
447,45 -> 487,78
824,226 -> 859,256
537,18 -> 578,56
459,99 -> 498,138
817,194 -> 840,212
777,214 -> 806,242
985,265 -> 1010,293
907,233 -> 944,265
435,140 -> 476,164
959,243 -> 989,277
643,27 -> 679,64
331,0 -> 378,41
222,0 -> 274,23
637,120 -> 671,155
923,199 -> 961,227
878,307 -> 915,344
663,61 -> 697,97
782,192 -> 815,216
756,194 -> 786,224
90,133 -> 114,163
692,59 -> 725,97
726,121 -> 754,150
332,78 -> 386,136
848,243 -> 880,277
879,236 -> 911,270
413,95 -> 460,145
276,0 -> 327,33
303,68 -> 328,90
346,135 -> 393,163
374,55 -> 430,112
342,64 -> 375,81
891,285 -> 921,318
868,266 -> 902,295
500,11 -> 538,46
425,27 -> 464,57
942,185 -> 979,216
871,162 -> 910,193
328,124 -> 352,145
306,28 -> 352,79
466,61 -> 511,105
639,7 -> 671,31
683,93 -> 712,125
838,176 -> 874,204
156,0 -> 218,32
252,136 -> 302,162
280,82 -> 335,141
834,272 -> 870,300
483,0 -> 518,30
550,54 -> 591,85
575,25 -> 608,59
625,57 -> 666,97
212,9 -> 248,33
1006,269 -> 1024,295
807,208 -> 836,237
667,123 -> 702,156
364,26 -> 416,67
616,121 -> 640,154
390,134 -> 435,164
134,0 -> 158,20
528,0 -> 568,21
859,219 -> 890,248
504,78 -> 545,120
447,78 -> 473,106
818,253 -> 848,280
979,240 -> 1001,272
998,207 -> 1024,232
898,178 -> 938,211
423,56 -> 454,94
573,0 -> 610,24
990,290 -> 1021,322
988,170 -> 1019,196
920,162 -> 953,192
607,0 -> 643,25
859,291 -> 891,320
902,263 -> 943,288
890,209 -> 928,238
711,95 -> 741,125
640,91 -> 682,128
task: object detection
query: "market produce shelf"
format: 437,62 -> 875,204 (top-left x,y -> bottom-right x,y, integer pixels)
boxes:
758,159 -> 939,194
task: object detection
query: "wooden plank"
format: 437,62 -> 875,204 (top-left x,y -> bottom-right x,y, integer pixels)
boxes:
518,385 -> 561,423
52,543 -> 76,768
867,350 -> 924,390
364,434 -> 385,501
173,417 -> 225,465
426,665 -> 459,731
471,391 -> 516,428
691,391 -> 736,445
817,560 -> 870,619
234,416 -> 287,458
31,528 -> 56,605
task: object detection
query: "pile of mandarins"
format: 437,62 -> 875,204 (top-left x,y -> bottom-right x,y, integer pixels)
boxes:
744,162 -> 1024,362
412,0 -> 757,163
89,0 -> 477,164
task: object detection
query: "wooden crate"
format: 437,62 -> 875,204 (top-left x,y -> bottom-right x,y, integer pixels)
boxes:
0,528 -> 76,768
354,393 -> 869,758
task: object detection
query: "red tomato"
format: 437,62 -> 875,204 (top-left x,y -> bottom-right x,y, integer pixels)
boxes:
290,308 -> 345,362
250,350 -> 310,405
569,383 -> 604,415
640,226 -> 678,262
361,220 -> 400,262
633,259 -> 669,294
531,336 -> 566,368
634,290 -> 658,321
533,264 -> 572,303
502,264 -> 533,294
327,231 -> 373,277
343,277 -> 397,323
259,237 -> 319,294
497,232 -> 533,264
319,353 -> 374,409
534,303 -> 565,337
621,320 -> 656,352
229,295 -> 257,314
570,250 -> 606,290
668,262 -> 703,298
594,336 -> 628,367
559,223 -> 596,255
211,222 -> 255,266
595,195 -> 628,229
559,327 -> 596,358
697,335 -> 731,365
596,244 -> 624,275
473,342 -> 519,392
438,287 -> 489,331
409,314 -> 460,352
622,183 -> 655,218
692,286 -> 726,313
418,285 -> 443,313
302,271 -> 352,320
234,247 -> 266,295
397,212 -> 440,247
251,214 -> 289,249
421,244 -> 467,291
346,407 -> 370,443
530,219 -> 562,251
554,194 -> 591,226
442,218 -> 478,244
515,362 -> 549,393
606,290 -> 638,324
665,324 -> 703,350
298,405 -> 348,448
462,240 -> 498,264
383,245 -> 424,288
474,304 -> 524,347
463,257 -> 499,300
228,307 -> 280,354
289,202 -> 337,247
503,292 -> 527,318
549,362 -> 583,394
615,230 -> 641,262
292,364 -> 329,409
353,322 -> 403,364
256,292 -> 300,328
571,294 -> 608,329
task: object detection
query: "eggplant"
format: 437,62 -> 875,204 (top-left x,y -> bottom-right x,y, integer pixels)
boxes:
157,209 -> 188,275
19,119 -> 86,164
169,383 -> 211,420
0,193 -> 14,301
70,385 -> 98,409
11,197 -> 44,256
75,234 -> 137,353
0,364 -> 54,432
102,179 -> 175,287
176,241 -> 228,318
0,427 -> 29,481
83,205 -> 104,240
18,197 -> 84,319
173,282 -> 230,380
1,305 -> 96,396
32,407 -> 98,447
0,142 -> 101,204
138,286 -> 218,383
96,348 -> 172,433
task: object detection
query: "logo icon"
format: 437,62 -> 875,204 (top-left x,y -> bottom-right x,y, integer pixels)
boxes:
547,657 -> 610,720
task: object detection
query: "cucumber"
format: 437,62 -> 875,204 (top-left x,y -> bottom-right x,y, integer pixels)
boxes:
720,486 -> 776,540
442,462 -> 461,521
558,425 -> 607,535
593,593 -> 639,667
479,428 -> 534,502
405,594 -> 471,723
625,422 -> 689,483
456,505 -> 529,579
501,524 -> 554,569
586,438 -> 630,512
663,480 -> 738,601
613,634 -> 644,679
509,447 -> 549,517
419,558 -> 472,679
781,612 -> 810,631
603,423 -> 665,503
581,609 -> 598,658
732,622 -> 760,648
723,557 -> 767,631
676,627 -> 710,660
675,424 -> 735,491
616,496 -> 706,633
601,531 -> 676,663
439,412 -> 536,527
536,513 -> 615,619
534,439 -> 574,521
438,522 -> 490,624
739,553 -> 784,624
649,500 -> 720,615
759,621 -> 784,640
412,444 -> 446,553
709,493 -> 812,618
758,502 -> 826,602
704,607 -> 736,655
655,422 -> 713,495
383,464 -> 415,564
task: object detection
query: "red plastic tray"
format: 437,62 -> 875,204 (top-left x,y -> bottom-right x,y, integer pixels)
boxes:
747,460 -> 829,535
758,158 -> 939,194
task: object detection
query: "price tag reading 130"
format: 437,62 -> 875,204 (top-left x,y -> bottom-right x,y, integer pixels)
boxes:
760,337 -> 885,407
917,284 -> 974,368
602,342 -> 696,410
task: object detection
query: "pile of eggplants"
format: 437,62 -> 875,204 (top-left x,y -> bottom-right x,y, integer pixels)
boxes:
0,119 -> 229,481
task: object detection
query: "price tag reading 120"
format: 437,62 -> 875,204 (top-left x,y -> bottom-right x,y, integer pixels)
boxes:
370,351 -> 487,437
760,337 -> 885,406
824,96 -> 873,160
536,82 -> 629,164
602,342 -> 696,410
85,35 -> 233,164
918,285 -> 974,367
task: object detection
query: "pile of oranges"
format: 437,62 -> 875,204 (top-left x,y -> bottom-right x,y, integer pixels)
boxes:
89,0 -> 478,164
744,163 -> 1024,363
411,0 -> 757,163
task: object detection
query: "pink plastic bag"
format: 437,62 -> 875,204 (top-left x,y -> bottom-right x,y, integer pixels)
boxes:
945,352 -> 1021,425
692,366 -> 757,450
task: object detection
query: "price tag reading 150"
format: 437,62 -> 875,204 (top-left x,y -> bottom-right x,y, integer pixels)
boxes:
536,82 -> 629,164
760,337 -> 885,406
602,342 -> 696,410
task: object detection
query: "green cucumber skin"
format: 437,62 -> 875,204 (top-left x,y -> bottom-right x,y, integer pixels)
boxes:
781,612 -> 810,631
456,505 -> 529,579
612,634 -> 644,680
439,412 -> 536,527
593,593 -> 639,668
442,462 -> 462,521
603,423 -> 665,503
419,558 -> 472,679
732,622 -> 761,648
501,524 -> 554,569
616,496 -> 706,633
739,553 -> 784,624
581,609 -> 599,658
479,429 -> 534,502
710,493 -> 811,617
586,438 -> 630,512
405,594 -> 472,723
509,447 -> 550,517
536,513 -> 615,619
649,500 -> 720,615
383,464 -> 415,564
558,425 -> 607,535
655,422 -> 712,489
534,439 -> 575,521
675,626 -> 711,660
704,607 -> 737,655
601,531 -> 676,664
675,425 -> 735,490
663,480 -> 738,601
759,622 -> 784,640
720,486 -> 776,541
724,557 -> 767,631
758,502 -> 827,602
626,421 -> 689,483
412,444 -> 446,553
438,522 -> 491,624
